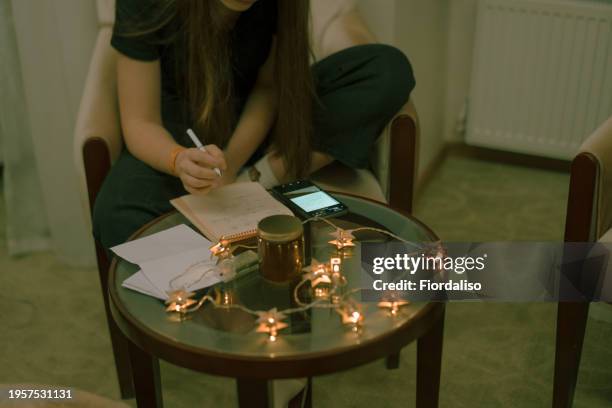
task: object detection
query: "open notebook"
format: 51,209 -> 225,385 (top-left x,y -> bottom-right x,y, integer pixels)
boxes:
170,182 -> 293,242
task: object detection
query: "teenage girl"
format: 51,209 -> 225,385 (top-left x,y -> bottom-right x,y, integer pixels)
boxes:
93,0 -> 415,250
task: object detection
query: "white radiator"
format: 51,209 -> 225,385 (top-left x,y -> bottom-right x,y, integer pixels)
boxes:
466,0 -> 612,159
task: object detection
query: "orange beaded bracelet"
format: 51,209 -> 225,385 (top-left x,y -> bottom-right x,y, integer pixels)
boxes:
169,146 -> 186,176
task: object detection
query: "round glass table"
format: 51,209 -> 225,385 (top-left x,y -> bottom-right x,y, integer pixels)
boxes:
108,193 -> 445,408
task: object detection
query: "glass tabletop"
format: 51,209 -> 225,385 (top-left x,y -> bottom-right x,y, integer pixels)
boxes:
113,193 -> 437,359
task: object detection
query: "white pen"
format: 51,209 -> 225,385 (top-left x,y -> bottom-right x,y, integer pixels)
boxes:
186,128 -> 222,177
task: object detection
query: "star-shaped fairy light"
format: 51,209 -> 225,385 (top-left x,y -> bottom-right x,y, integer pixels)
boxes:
328,228 -> 356,250
330,257 -> 341,273
209,239 -> 233,261
255,308 -> 289,342
378,299 -> 410,316
165,289 -> 197,313
338,301 -> 364,332
329,257 -> 346,285
302,258 -> 332,288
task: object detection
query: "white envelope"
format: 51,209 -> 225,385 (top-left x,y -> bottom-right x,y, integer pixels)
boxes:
111,224 -> 210,264
112,224 -> 216,299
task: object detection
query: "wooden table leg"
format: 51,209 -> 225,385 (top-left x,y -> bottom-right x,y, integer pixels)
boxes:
386,351 -> 401,369
288,377 -> 312,408
416,305 -> 445,408
128,340 -> 163,408
236,378 -> 269,408
304,377 -> 313,408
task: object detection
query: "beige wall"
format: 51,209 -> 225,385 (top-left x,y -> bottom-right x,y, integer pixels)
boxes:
11,0 -> 98,264
394,0 -> 450,177
444,0 -> 478,142
359,0 -> 451,179
358,0 -> 481,177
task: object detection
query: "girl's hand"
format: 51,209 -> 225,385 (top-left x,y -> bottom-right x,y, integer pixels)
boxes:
175,145 -> 227,195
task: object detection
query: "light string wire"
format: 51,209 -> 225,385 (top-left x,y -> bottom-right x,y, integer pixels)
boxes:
302,216 -> 440,250
178,279 -> 362,317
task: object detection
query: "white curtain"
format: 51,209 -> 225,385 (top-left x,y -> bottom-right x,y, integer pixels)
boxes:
1,0 -> 98,265
0,0 -> 51,255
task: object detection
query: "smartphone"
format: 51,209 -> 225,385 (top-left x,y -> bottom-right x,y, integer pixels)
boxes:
272,180 -> 348,220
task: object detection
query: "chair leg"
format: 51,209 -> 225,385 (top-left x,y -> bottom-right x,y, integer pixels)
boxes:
416,305 -> 445,408
95,241 -> 134,399
552,302 -> 590,408
106,314 -> 135,399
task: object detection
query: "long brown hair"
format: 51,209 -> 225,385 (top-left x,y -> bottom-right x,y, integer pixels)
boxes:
120,0 -> 314,179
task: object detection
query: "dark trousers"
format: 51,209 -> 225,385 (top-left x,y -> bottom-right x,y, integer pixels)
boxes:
93,44 -> 414,249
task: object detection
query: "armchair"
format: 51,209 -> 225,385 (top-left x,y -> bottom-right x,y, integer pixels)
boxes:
74,0 -> 420,399
553,116 -> 612,408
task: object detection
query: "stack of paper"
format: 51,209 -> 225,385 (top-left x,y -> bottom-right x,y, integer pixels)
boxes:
111,224 -> 220,300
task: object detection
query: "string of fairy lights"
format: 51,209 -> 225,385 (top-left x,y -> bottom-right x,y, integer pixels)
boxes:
164,216 -> 443,342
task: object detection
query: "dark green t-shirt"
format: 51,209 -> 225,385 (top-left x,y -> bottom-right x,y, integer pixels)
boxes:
111,0 -> 277,145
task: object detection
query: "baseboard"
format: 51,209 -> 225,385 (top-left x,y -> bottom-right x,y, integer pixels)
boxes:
414,142 -> 571,199
448,143 -> 571,173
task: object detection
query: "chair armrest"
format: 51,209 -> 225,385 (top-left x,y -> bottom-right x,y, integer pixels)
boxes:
578,116 -> 612,240
318,9 -> 376,60
564,152 -> 599,242
371,99 -> 419,214
73,27 -> 122,222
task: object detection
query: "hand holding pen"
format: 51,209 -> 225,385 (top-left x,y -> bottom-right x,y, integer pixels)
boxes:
172,129 -> 227,195
186,129 -> 223,177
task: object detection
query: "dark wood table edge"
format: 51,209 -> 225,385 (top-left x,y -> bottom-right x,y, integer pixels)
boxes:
108,192 -> 446,380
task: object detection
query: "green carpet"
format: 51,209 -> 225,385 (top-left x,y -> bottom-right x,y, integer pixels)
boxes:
0,155 -> 610,407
